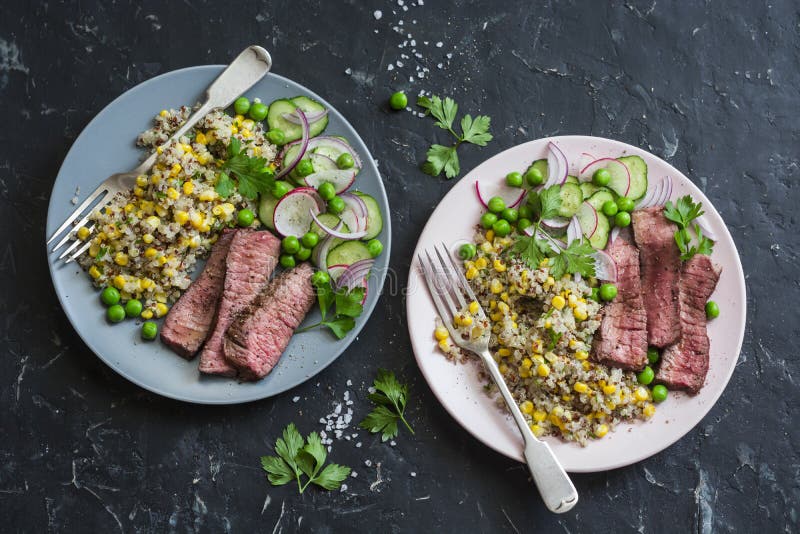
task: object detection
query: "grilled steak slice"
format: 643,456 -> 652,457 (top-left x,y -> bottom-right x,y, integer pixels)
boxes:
591,238 -> 648,370
224,263 -> 315,381
198,230 -> 280,377
160,229 -> 236,359
632,207 -> 681,347
657,255 -> 721,393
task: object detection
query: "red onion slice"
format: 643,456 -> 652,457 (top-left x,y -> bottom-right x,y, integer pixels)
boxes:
636,176 -> 662,209
566,216 -> 582,244
544,142 -> 569,187
693,214 -> 718,241
339,192 -> 368,232
335,259 -> 374,291
659,175 -> 673,206
276,108 -> 310,180
475,181 -> 488,209
609,226 -> 621,245
475,181 -> 526,210
591,250 -> 618,281
310,209 -> 367,240
542,217 -> 571,229
312,221 -> 343,272
281,109 -> 329,124
279,136 -> 363,170
573,152 -> 597,176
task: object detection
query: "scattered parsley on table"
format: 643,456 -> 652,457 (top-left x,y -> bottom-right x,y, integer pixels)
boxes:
359,369 -> 414,441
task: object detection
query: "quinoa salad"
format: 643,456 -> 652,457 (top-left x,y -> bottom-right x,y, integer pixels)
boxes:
77,106 -> 277,319
435,229 -> 655,446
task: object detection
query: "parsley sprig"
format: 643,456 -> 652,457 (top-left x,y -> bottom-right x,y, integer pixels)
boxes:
359,369 -> 414,441
217,138 -> 275,199
509,186 -> 596,279
260,424 -> 351,493
297,280 -> 364,339
417,95 -> 493,179
663,195 -> 714,260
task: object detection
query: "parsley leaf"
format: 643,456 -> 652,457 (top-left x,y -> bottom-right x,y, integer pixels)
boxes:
335,287 -> 364,318
416,94 -> 493,179
664,195 -> 704,228
538,186 -> 562,220
548,239 -> 596,279
215,171 -> 235,199
219,137 -> 275,199
260,424 -> 351,493
359,369 -> 414,441
320,317 -> 356,339
298,282 -> 364,338
663,195 -> 714,260
510,234 -> 549,270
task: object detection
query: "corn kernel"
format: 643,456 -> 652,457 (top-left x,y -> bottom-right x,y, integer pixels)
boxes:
537,363 -> 550,377
166,187 -> 180,200
155,205 -> 167,217
497,301 -> 510,314
114,252 -> 129,266
190,212 -> 206,229
551,295 -> 566,310
434,327 -> 449,341
460,315 -> 473,326
582,361 -> 591,371
156,146 -> 163,154
158,256 -> 168,266
498,363 -> 508,374
170,163 -> 182,176
606,401 -> 617,410
519,367 -> 531,378
595,424 -> 609,438
221,203 -> 235,214
252,146 -> 262,156
521,357 -> 533,369
497,348 -> 511,357
643,403 -> 656,418
575,350 -> 589,361
634,387 -> 650,402
520,401 -> 533,415
133,187 -> 144,197
573,307 -> 588,321
155,303 -> 169,318
530,424 -> 544,437
174,211 -> 189,225
212,205 -> 224,216
490,279 -> 503,294
468,301 -> 480,314
194,132 -> 207,145
139,278 -> 153,289
568,294 -> 579,308
438,339 -> 450,352
75,226 -> 90,240
234,114 -> 245,125
601,384 -> 617,396
490,312 -> 503,322
88,243 -> 100,257
197,153 -> 209,165
544,320 -> 552,329
574,382 -> 589,394
465,266 -> 478,280
480,242 -> 493,254
145,216 -> 160,229
475,257 -> 488,269
142,233 -> 154,244
198,190 -> 217,202
113,275 -> 126,289
485,230 -> 495,242
230,125 -> 239,134
144,247 -> 158,259
159,109 -> 168,117
140,309 -> 154,320
182,181 -> 195,195
546,276 -> 555,286
150,174 -> 161,185
88,265 -> 101,279
533,410 -> 547,423
500,291 -> 509,303
470,326 -> 483,339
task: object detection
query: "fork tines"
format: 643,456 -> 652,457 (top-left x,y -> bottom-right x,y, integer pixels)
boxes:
47,181 -> 111,263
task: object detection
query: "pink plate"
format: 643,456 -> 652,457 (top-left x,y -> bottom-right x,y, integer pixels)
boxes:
406,136 -> 746,472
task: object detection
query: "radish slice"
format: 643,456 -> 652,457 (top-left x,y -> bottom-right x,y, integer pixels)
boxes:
281,109 -> 329,124
592,250 -> 618,282
572,152 -> 597,176
304,169 -> 357,193
579,158 -> 631,197
273,187 -> 323,237
693,214 -> 718,241
544,142 -> 568,187
307,153 -> 338,171
577,201 -> 599,238
282,136 -> 363,169
340,192 -> 368,233
276,109 -> 310,180
309,209 -> 367,240
542,217 -> 570,229
474,180 -> 526,210
313,223 -> 343,272
566,216 -> 582,244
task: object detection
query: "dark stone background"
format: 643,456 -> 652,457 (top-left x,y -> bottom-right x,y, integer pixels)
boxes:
1,0 -> 797,532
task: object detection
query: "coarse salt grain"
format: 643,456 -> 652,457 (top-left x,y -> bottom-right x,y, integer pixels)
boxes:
292,396 -> 300,402
436,41 -> 443,47
374,10 -> 382,20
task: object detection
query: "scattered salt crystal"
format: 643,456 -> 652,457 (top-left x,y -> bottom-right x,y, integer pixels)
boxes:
410,472 -> 417,477
418,72 -> 425,79
398,20 -> 404,25
351,471 -> 358,478
292,396 -> 300,403
346,380 -> 352,386
387,64 -> 394,71
396,61 -> 404,68
334,404 -> 342,415
368,387 -> 376,394
409,76 -> 414,82
435,41 -> 443,48
327,446 -> 332,452
418,0 -> 424,4
71,197 -> 79,205
410,40 -> 416,46
344,67 -> 352,75
356,442 -> 362,448
364,459 -> 372,467
402,5 -> 408,10
373,10 -> 383,20
346,400 -> 353,406
390,440 -> 397,446
437,63 -> 443,69
397,0 -> 404,5
446,52 -> 453,59
340,483 -> 347,492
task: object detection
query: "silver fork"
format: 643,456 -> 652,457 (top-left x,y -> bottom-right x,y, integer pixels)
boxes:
47,45 -> 273,263
418,243 -> 579,514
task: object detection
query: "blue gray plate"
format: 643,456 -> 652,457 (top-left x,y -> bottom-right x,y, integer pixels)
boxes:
46,66 -> 390,404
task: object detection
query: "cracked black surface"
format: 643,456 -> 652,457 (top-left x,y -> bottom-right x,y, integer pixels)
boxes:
1,1 -> 797,532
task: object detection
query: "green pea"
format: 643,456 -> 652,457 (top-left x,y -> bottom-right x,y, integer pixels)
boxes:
517,218 -> 532,231
100,287 -> 120,306
599,283 -> 617,301
492,219 -> 511,237
525,167 -> 544,186
237,209 -> 255,227
459,243 -> 477,260
518,204 -> 534,220
705,301 -> 720,319
614,211 -> 631,228
279,254 -> 296,269
125,299 -> 143,318
233,97 -> 251,116
389,91 -> 408,110
141,321 -> 158,341
367,239 -> 383,257
301,232 -> 319,248
487,196 -> 506,214
328,196 -> 345,215
616,197 -> 635,212
637,366 -> 655,385
318,182 -> 336,201
311,271 -> 330,286
282,236 -> 300,254
266,129 -> 285,145
272,181 -> 291,199
501,208 -> 519,223
295,158 -> 314,177
296,246 -> 311,261
505,171 -> 523,187
336,153 -> 355,169
248,102 -> 268,121
107,304 -> 125,323
647,347 -> 660,364
651,384 -> 668,403
480,212 -> 498,229
602,200 -> 618,217
592,168 -> 611,186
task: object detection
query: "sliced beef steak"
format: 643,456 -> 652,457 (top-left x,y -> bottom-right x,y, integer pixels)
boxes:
198,230 -> 280,377
160,229 -> 236,359
657,255 -> 721,393
224,262 -> 315,381
591,238 -> 648,370
632,207 -> 681,347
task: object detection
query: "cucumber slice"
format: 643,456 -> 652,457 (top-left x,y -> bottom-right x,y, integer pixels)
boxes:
587,190 -> 615,212
565,175 -> 579,184
525,159 -> 548,187
267,99 -> 304,142
281,143 -> 302,171
353,192 -> 383,240
576,202 -> 610,249
290,96 -> 329,138
326,241 -> 372,268
258,194 -> 279,230
557,183 -> 583,218
579,182 -> 613,199
617,155 -> 648,200
589,213 -> 610,249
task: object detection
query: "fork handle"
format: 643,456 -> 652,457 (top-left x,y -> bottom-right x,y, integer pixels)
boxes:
479,349 -> 579,513
133,45 -> 273,175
